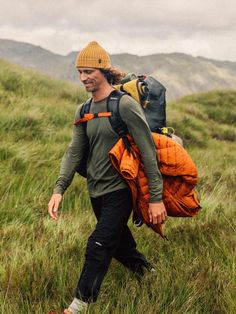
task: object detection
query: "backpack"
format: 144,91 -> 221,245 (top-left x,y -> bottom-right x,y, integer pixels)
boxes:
75,74 -> 170,178
116,75 -> 167,133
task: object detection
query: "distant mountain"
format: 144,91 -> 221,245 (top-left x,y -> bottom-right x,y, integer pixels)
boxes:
0,39 -> 72,81
1,38 -> 236,100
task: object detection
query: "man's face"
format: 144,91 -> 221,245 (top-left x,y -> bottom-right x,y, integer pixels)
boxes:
78,68 -> 106,93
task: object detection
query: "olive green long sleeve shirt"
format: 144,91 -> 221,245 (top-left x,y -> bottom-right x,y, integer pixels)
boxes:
54,94 -> 163,202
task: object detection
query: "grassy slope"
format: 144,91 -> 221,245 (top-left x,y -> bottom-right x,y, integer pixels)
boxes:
0,60 -> 235,314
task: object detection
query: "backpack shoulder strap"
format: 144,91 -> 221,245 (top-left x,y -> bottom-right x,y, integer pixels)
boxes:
107,90 -> 131,152
74,98 -> 92,130
80,98 -> 92,132
81,98 -> 92,117
107,90 -> 128,135
74,99 -> 92,178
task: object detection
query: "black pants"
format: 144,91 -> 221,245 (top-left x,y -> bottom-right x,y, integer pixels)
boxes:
75,189 -> 149,302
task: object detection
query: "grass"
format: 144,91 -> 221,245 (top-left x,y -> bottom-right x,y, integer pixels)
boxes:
0,60 -> 235,313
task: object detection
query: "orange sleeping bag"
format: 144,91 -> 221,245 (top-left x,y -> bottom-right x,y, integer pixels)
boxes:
109,133 -> 201,238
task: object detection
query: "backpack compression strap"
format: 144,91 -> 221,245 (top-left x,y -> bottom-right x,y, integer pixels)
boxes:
74,98 -> 112,126
77,112 -> 112,123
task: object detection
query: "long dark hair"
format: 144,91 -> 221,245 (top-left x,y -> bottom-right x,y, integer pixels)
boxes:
100,67 -> 127,85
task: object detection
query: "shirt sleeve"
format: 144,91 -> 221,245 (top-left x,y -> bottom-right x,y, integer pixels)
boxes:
53,104 -> 88,195
119,95 -> 163,202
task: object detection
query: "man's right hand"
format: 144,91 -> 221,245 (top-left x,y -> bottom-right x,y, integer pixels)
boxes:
48,193 -> 62,220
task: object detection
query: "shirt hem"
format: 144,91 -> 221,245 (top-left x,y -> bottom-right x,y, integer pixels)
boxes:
88,185 -> 129,199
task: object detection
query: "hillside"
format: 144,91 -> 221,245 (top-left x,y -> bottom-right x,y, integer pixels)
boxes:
1,38 -> 236,100
0,60 -> 235,313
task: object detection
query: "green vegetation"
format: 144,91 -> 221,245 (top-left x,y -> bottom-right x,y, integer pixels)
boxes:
0,60 -> 235,313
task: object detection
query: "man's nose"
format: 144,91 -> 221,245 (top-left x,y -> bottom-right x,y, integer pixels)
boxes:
80,72 -> 87,81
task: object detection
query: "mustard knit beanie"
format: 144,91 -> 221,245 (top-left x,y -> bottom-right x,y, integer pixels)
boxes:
75,41 -> 111,69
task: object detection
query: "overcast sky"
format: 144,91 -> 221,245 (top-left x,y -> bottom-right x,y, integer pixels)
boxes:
0,0 -> 235,61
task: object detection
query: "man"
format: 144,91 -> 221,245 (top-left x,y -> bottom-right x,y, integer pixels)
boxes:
48,41 -> 167,314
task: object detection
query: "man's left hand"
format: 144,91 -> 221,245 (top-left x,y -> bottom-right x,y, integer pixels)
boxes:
148,201 -> 167,225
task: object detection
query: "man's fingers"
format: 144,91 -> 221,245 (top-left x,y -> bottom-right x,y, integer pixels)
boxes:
48,199 -> 55,213
52,199 -> 59,212
48,194 -> 62,220
51,203 -> 58,219
148,202 -> 168,225
48,199 -> 59,220
164,209 -> 168,219
152,214 -> 157,225
149,211 -> 160,224
148,209 -> 152,223
162,211 -> 167,222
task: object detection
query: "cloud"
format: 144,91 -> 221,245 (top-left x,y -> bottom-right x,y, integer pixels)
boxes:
0,0 -> 235,60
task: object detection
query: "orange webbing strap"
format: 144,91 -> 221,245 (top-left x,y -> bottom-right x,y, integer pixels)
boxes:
74,112 -> 112,125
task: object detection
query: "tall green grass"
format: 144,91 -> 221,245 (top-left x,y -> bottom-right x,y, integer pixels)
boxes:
0,60 -> 235,313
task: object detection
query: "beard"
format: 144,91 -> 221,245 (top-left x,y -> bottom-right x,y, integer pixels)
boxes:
83,81 -> 99,93
85,86 -> 97,92
83,81 -> 95,92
